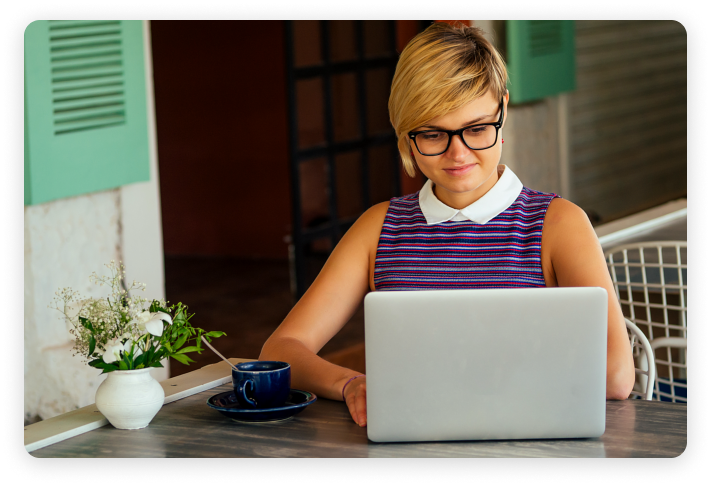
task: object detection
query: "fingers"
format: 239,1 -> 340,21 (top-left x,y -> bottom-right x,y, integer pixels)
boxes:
354,384 -> 367,427
344,377 -> 367,427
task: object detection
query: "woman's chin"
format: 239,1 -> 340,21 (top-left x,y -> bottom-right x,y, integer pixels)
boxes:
432,172 -> 499,201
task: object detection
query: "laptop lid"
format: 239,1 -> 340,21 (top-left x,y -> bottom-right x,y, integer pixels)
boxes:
364,287 -> 608,443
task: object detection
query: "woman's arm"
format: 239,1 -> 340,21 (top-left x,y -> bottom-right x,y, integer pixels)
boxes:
258,202 -> 389,426
541,198 -> 635,400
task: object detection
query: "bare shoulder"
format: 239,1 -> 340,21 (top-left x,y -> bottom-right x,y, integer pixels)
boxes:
357,200 -> 390,228
544,197 -> 590,230
543,198 -> 597,250
342,200 -> 390,246
542,197 -> 608,286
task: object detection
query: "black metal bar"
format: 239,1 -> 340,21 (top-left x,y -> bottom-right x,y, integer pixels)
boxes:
295,132 -> 396,162
355,20 -> 371,210
388,20 -> 402,196
294,55 -> 396,79
319,21 -> 339,249
284,20 -> 307,299
420,20 -> 433,32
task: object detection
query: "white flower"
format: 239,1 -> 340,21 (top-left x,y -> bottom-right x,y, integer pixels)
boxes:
131,310 -> 171,337
102,338 -> 124,364
131,310 -> 151,325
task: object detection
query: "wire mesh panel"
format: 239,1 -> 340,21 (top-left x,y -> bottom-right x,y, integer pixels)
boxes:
606,241 -> 687,402
651,338 -> 687,403
607,241 -> 687,339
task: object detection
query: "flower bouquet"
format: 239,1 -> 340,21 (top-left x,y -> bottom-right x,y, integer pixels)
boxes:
52,260 -> 224,372
51,260 -> 225,429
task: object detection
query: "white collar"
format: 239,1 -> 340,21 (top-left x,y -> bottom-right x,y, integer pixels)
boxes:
418,165 -> 523,225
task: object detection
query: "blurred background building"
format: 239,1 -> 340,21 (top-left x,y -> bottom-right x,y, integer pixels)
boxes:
24,20 -> 686,423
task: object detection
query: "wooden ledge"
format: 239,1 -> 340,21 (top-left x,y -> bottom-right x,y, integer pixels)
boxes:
25,358 -> 253,453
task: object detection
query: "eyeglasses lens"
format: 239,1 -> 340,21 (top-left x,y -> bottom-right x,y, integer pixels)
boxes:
415,125 -> 497,155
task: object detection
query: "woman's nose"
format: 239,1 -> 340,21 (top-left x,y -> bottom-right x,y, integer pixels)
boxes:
446,133 -> 471,161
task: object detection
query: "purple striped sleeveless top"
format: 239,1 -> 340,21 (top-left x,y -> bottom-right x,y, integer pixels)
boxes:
373,187 -> 560,290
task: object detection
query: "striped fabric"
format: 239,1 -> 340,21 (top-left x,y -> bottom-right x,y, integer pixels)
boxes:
373,187 -> 560,290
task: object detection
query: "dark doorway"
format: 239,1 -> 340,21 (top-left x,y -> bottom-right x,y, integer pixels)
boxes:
150,20 -> 427,376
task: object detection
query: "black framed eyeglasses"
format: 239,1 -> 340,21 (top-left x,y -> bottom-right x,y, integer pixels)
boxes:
408,99 -> 504,156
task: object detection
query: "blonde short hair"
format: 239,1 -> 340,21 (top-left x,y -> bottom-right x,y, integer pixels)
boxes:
389,22 -> 508,177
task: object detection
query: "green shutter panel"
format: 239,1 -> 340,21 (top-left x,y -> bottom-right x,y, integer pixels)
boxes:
24,20 -> 150,205
506,20 -> 576,104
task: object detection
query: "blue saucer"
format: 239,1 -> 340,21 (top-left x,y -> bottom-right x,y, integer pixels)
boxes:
207,389 -> 317,423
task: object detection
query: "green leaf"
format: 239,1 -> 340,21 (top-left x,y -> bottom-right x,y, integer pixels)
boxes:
150,362 -> 164,368
118,360 -> 128,370
136,364 -> 145,369
134,352 -> 146,367
88,336 -> 96,355
174,333 -> 188,350
170,353 -> 191,365
176,346 -> 201,354
101,364 -> 118,374
79,317 -> 94,332
88,358 -> 104,367
150,300 -> 171,314
205,331 -> 226,338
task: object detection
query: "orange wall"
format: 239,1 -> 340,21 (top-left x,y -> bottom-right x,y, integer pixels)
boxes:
151,21 -> 291,259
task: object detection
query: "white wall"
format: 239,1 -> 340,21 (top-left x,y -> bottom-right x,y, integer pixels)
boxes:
24,21 -> 167,422
471,20 -> 570,198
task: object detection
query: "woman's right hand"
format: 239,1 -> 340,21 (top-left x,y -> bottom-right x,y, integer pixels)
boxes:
343,375 -> 367,427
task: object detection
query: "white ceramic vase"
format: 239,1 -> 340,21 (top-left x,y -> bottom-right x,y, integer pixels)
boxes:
95,368 -> 165,430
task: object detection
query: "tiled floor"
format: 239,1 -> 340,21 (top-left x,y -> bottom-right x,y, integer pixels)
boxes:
164,256 -> 365,377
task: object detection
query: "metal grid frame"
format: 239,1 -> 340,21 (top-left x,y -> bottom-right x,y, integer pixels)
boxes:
284,21 -> 407,298
606,241 -> 687,402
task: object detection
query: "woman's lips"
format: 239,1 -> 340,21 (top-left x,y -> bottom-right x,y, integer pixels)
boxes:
443,164 -> 475,176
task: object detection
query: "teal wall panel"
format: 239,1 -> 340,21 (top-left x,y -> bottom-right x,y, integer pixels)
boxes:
506,20 -> 576,104
24,20 -> 150,205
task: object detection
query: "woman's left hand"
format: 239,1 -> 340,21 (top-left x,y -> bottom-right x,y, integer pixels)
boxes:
343,375 -> 367,427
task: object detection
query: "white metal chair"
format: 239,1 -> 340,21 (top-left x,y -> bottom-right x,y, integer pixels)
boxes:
625,318 -> 655,400
605,241 -> 687,402
649,337 -> 687,403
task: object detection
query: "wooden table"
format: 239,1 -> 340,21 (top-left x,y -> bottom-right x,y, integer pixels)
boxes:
26,360 -> 686,458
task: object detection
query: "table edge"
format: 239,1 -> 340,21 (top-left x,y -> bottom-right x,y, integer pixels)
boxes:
24,358 -> 253,453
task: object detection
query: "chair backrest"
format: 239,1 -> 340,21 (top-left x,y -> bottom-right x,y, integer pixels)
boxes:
605,241 -> 687,402
625,318 -> 656,400
650,337 -> 687,403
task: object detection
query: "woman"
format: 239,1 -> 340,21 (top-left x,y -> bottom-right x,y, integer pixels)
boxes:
260,22 -> 635,427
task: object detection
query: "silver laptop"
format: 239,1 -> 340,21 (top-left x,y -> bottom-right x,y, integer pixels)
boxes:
364,287 -> 608,442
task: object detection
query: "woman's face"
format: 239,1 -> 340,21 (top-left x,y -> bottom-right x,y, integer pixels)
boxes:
410,90 -> 509,209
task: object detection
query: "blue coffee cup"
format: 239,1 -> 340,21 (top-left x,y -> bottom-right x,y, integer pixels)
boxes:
232,361 -> 291,409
